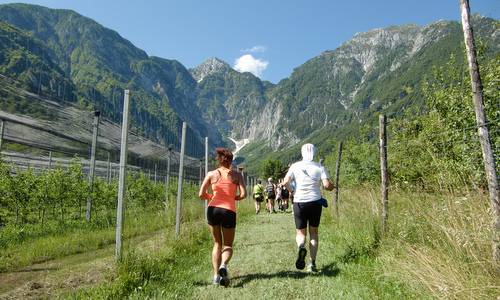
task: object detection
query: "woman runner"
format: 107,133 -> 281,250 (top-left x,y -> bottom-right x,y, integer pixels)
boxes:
198,148 -> 246,286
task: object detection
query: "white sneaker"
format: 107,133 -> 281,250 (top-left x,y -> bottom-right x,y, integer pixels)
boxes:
306,261 -> 318,273
212,275 -> 221,285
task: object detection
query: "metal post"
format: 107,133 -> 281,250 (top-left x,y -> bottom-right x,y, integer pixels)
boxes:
333,142 -> 343,217
246,174 -> 250,200
107,152 -> 111,184
0,119 -> 4,152
115,90 -> 130,262
204,137 -> 208,220
165,147 -> 172,209
199,159 -> 203,185
379,115 -> 388,232
175,122 -> 187,237
154,163 -> 157,183
38,70 -> 42,95
86,111 -> 100,222
48,151 -> 52,171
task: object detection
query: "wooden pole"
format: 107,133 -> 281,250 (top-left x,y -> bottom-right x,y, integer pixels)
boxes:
379,115 -> 388,232
204,137 -> 208,221
333,141 -> 343,217
86,111 -> 100,222
115,90 -> 130,261
175,122 -> 187,237
460,0 -> 500,261
0,119 -> 4,152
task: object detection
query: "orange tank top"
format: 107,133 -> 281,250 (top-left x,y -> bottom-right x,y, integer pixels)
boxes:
209,170 -> 238,213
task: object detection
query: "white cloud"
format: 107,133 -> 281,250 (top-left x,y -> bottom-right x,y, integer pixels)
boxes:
240,45 -> 267,53
234,54 -> 269,78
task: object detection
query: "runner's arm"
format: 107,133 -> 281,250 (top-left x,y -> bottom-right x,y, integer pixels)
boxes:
322,178 -> 335,191
235,172 -> 246,200
198,172 -> 213,200
282,172 -> 293,193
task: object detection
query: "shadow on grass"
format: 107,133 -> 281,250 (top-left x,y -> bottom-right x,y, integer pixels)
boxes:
238,239 -> 289,248
13,266 -> 60,273
192,263 -> 340,288
229,262 -> 341,288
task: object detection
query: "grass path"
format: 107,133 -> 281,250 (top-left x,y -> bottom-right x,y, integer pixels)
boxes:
190,209 -> 416,300
0,231 -> 165,299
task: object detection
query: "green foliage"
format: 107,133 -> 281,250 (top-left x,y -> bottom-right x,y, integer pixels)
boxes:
388,52 -> 499,191
0,159 -> 175,247
260,158 -> 285,181
0,155 -> 204,271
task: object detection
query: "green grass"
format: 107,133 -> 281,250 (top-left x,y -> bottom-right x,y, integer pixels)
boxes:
68,187 -> 499,299
70,193 -> 421,299
0,210 -> 167,272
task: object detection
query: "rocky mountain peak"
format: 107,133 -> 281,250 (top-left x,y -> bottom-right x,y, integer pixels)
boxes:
190,57 -> 232,82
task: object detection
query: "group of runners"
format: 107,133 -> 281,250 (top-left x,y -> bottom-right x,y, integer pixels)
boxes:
252,177 -> 291,214
198,143 -> 335,287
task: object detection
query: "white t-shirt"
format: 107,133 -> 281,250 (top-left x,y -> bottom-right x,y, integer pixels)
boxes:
285,160 -> 329,203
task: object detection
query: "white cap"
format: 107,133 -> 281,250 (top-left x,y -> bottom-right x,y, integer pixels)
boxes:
301,143 -> 315,162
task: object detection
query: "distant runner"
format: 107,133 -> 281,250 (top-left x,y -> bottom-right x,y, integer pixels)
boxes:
279,183 -> 290,212
198,148 -> 246,286
253,180 -> 265,214
265,178 -> 277,213
282,143 -> 335,272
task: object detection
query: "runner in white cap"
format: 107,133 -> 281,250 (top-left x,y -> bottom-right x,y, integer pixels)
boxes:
282,143 -> 335,272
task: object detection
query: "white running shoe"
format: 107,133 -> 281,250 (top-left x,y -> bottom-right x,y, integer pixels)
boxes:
306,262 -> 318,273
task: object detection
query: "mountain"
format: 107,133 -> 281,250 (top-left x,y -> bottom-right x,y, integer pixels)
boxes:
0,3 -> 221,156
241,15 -> 499,152
191,57 -> 272,141
190,57 -> 232,82
0,3 -> 498,166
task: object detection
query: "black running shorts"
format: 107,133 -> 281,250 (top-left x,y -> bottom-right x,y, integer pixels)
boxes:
207,206 -> 236,228
293,201 -> 322,229
254,195 -> 264,202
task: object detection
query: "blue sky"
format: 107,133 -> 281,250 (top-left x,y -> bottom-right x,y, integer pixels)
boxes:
0,0 -> 498,83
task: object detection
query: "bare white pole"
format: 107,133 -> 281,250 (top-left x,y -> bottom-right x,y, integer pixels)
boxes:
175,122 -> 187,237
165,147 -> 172,211
0,119 -> 4,152
86,111 -> 100,222
48,151 -> 52,171
107,152 -> 111,184
115,90 -> 130,261
204,137 -> 208,221
154,163 -> 157,183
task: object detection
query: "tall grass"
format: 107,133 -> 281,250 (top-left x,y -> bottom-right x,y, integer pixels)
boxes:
381,191 -> 498,299
336,187 -> 498,299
